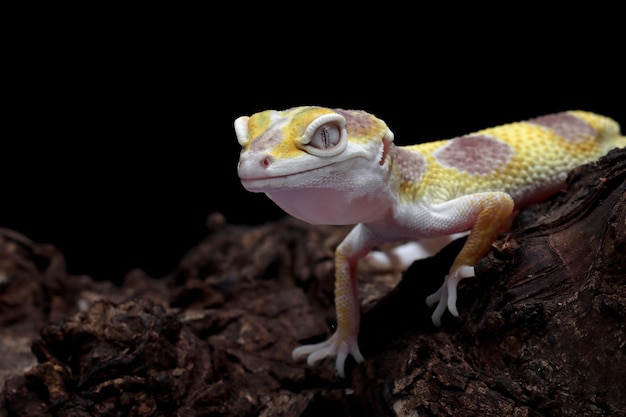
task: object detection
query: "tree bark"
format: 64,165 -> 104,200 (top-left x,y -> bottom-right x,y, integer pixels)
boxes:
1,148 -> 624,416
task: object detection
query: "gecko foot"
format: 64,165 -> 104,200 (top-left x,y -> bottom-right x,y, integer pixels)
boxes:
365,242 -> 425,271
425,265 -> 475,326
292,332 -> 364,378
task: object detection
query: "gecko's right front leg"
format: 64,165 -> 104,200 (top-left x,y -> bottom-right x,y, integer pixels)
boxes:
293,224 -> 374,377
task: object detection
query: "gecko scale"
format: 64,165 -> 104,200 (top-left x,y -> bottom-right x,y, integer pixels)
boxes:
234,107 -> 625,377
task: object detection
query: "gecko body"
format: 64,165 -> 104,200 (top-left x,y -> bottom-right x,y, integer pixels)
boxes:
235,107 -> 625,377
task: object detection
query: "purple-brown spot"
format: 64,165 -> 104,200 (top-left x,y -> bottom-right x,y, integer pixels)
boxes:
395,147 -> 427,183
433,135 -> 514,175
335,109 -> 379,136
249,128 -> 283,152
529,112 -> 596,143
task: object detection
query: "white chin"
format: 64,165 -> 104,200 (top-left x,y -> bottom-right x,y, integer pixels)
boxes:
266,187 -> 388,225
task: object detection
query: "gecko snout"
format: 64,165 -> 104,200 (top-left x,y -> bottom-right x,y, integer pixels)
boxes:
238,152 -> 274,180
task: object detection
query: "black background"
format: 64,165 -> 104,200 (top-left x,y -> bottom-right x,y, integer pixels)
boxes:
3,7 -> 624,281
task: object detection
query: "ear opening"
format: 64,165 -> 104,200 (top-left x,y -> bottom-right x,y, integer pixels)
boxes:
379,130 -> 394,166
379,136 -> 390,166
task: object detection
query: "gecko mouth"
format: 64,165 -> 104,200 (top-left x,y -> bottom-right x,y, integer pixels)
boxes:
238,163 -> 337,192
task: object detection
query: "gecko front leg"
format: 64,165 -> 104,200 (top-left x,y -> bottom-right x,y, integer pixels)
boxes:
293,224 -> 374,377
426,191 -> 515,326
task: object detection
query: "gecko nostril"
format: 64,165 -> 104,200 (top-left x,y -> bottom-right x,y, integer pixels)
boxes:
261,155 -> 273,168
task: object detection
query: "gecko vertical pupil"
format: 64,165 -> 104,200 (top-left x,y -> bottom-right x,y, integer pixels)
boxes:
311,123 -> 340,150
321,127 -> 331,147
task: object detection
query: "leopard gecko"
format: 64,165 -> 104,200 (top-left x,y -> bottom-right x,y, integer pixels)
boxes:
234,107 -> 625,377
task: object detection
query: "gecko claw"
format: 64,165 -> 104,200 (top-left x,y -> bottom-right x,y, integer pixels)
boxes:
293,332 -> 364,378
426,265 -> 474,326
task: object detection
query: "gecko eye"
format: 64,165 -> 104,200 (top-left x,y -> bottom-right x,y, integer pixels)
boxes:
309,123 -> 341,150
300,113 -> 347,156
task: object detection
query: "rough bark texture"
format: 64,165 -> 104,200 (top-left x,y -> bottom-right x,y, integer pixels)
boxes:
1,148 -> 624,416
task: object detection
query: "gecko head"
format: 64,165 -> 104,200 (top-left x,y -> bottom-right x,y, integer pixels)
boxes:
234,106 -> 395,193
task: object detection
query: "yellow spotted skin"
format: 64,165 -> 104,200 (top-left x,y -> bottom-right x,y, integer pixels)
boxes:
246,111 -> 273,141
235,107 -> 625,378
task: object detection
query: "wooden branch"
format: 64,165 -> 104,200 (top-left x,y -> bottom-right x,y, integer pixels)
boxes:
2,148 -> 624,416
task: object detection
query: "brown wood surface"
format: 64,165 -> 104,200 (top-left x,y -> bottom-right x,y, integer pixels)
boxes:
1,148 -> 624,416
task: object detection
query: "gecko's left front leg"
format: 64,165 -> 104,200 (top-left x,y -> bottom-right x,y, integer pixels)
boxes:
293,224 -> 375,377
426,191 -> 515,325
